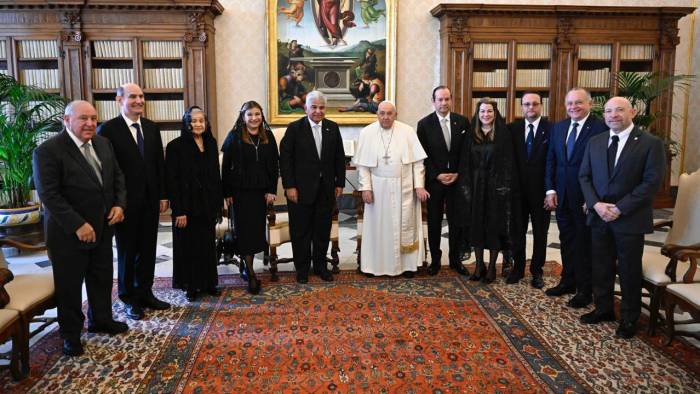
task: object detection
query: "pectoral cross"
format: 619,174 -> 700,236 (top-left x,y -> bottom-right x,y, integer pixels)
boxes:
383,153 -> 390,164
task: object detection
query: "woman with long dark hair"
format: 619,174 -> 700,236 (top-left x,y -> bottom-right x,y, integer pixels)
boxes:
166,106 -> 223,301
456,97 -> 519,284
221,101 -> 279,294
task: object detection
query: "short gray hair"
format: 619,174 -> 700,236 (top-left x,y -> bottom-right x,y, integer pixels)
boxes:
305,90 -> 327,107
64,100 -> 93,116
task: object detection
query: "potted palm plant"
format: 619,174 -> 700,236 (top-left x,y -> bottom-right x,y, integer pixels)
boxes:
591,71 -> 694,207
0,73 -> 65,227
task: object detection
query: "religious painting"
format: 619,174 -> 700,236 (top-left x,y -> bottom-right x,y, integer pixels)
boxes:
268,0 -> 396,125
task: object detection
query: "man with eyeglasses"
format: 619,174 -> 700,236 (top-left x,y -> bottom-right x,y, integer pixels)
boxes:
506,92 -> 551,288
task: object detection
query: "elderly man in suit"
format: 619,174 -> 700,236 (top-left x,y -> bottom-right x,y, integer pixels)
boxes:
578,96 -> 664,338
506,92 -> 551,288
416,86 -> 470,276
279,90 -> 346,283
33,100 -> 128,356
97,83 -> 169,320
544,88 -> 607,308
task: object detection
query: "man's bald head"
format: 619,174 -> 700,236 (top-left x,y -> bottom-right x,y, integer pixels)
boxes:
604,96 -> 636,133
377,101 -> 397,129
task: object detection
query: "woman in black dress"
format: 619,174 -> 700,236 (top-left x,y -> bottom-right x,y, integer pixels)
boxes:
456,98 -> 518,284
222,101 -> 279,294
166,106 -> 223,301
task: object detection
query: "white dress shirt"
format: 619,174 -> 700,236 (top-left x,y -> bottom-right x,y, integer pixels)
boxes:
121,112 -> 142,144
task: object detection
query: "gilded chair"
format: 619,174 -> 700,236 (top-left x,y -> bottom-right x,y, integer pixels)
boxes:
642,170 -> 700,335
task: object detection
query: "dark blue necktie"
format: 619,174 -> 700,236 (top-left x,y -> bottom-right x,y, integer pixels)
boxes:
608,135 -> 619,175
133,123 -> 144,157
566,122 -> 578,160
526,123 -> 535,158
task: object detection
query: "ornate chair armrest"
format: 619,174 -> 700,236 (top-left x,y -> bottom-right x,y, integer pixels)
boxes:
0,268 -> 13,308
653,219 -> 673,230
0,238 -> 47,252
662,243 -> 700,257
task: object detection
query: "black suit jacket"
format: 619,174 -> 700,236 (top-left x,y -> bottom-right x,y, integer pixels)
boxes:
97,115 -> 166,211
33,131 -> 126,251
416,111 -> 469,181
545,115 -> 607,208
508,117 -> 551,199
579,127 -> 665,234
279,116 -> 346,204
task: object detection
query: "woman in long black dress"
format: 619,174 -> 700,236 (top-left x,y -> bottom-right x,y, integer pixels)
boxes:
166,106 -> 223,301
456,97 -> 518,284
222,101 -> 279,294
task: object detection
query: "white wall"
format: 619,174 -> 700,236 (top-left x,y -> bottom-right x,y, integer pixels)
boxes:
215,0 -> 699,181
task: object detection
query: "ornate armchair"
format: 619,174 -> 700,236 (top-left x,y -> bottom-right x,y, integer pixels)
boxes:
663,249 -> 700,344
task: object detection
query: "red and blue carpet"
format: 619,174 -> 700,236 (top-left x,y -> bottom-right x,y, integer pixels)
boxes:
2,264 -> 699,393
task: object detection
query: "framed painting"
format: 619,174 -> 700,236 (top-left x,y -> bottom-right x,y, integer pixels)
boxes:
268,0 -> 396,125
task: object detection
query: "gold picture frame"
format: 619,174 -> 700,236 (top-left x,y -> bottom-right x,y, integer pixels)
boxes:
267,0 -> 396,125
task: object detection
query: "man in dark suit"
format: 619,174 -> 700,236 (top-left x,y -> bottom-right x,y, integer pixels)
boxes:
279,90 -> 346,283
544,88 -> 607,308
506,92 -> 551,288
33,100 -> 128,356
579,97 -> 664,339
416,86 -> 469,276
97,83 -> 169,320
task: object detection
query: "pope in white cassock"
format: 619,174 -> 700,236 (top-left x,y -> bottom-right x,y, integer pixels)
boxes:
352,101 -> 430,277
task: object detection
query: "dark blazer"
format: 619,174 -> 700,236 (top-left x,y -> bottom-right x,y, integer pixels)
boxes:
509,117 -> 551,198
545,115 -> 607,208
97,116 -> 166,211
416,111 -> 469,181
221,129 -> 279,196
32,131 -> 126,251
579,127 -> 665,234
279,116 -> 346,204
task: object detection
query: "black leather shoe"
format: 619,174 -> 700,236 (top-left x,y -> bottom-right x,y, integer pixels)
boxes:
363,272 -> 375,278
63,339 -> 84,357
141,294 -> 170,310
545,283 -> 576,297
207,287 -> 222,296
402,270 -> 416,278
505,272 -> 524,284
449,262 -> 470,276
530,275 -> 545,289
88,320 -> 129,335
125,304 -> 145,320
615,320 -> 637,339
318,271 -> 334,282
185,290 -> 198,302
580,310 -> 616,324
427,261 -> 441,276
567,293 -> 592,308
296,275 -> 309,284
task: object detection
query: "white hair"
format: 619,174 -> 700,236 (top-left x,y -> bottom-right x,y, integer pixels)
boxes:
305,90 -> 327,107
64,100 -> 93,116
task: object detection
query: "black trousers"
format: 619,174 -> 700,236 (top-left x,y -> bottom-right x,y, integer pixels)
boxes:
288,186 -> 333,277
513,192 -> 551,277
115,200 -> 159,304
591,223 -> 644,323
426,180 -> 462,264
50,234 -> 113,341
555,200 -> 591,295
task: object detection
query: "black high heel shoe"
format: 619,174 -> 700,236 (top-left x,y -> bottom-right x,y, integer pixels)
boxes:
481,260 -> 497,284
469,260 -> 486,281
244,256 -> 261,295
185,289 -> 197,302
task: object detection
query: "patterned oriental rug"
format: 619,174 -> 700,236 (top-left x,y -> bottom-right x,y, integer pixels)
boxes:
2,263 -> 699,393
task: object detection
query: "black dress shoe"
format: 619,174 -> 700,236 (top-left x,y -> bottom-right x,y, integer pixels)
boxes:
207,287 -> 222,296
615,320 -> 637,339
530,275 -> 545,289
402,270 -> 416,278
63,339 -> 84,357
427,261 -> 441,276
505,272 -> 524,284
88,320 -> 129,335
567,293 -> 592,308
580,310 -> 616,324
125,304 -> 145,320
318,271 -> 334,282
141,294 -> 170,310
545,283 -> 576,297
185,290 -> 198,302
296,275 -> 309,284
449,262 -> 470,276
363,272 -> 375,278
